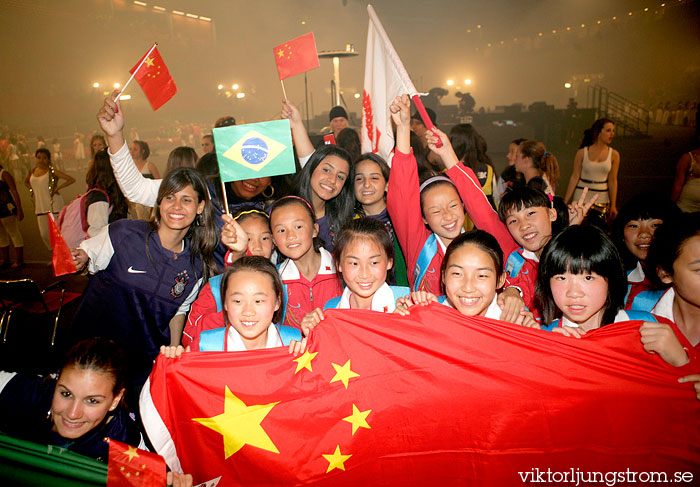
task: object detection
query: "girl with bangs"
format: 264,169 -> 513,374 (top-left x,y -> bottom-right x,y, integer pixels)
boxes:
610,194 -> 680,309
536,225 -> 690,370
353,152 -> 408,286
396,230 -> 538,328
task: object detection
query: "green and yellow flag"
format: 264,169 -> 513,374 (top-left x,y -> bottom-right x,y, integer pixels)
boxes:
213,120 -> 296,182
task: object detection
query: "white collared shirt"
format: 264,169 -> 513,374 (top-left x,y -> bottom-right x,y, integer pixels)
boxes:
278,247 -> 336,282
435,229 -> 466,255
335,282 -> 401,312
627,261 -> 645,284
651,288 -> 675,322
521,249 -> 539,262
226,323 -> 283,351
559,309 -> 640,328
442,293 -> 502,320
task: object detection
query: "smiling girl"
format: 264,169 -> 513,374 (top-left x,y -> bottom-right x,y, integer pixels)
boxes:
270,196 -> 342,329
69,167 -> 218,404
387,95 -> 468,294
161,257 -> 303,354
295,145 -> 354,251
396,230 -> 537,327
611,194 -> 680,309
354,153 -> 408,286
0,338 -> 141,462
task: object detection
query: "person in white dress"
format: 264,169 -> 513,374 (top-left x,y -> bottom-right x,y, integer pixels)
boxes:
564,118 -> 620,222
24,148 -> 75,250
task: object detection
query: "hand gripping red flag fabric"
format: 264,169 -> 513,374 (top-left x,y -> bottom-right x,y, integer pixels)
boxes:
47,213 -> 76,276
129,46 -> 177,111
141,304 -> 700,486
361,5 -> 438,162
107,438 -> 166,487
273,32 -> 320,80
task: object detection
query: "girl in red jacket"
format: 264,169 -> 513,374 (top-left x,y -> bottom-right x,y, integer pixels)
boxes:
270,196 -> 342,329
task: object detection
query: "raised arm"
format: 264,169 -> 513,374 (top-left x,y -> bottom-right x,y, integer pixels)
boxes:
96,90 -> 126,153
563,149 -> 584,203
97,91 -> 161,206
281,100 -> 315,164
391,94 -> 412,154
386,94 -> 430,285
427,129 -> 518,257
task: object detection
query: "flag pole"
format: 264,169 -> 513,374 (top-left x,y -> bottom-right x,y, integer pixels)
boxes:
221,181 -> 230,216
366,5 -> 441,146
280,79 -> 288,102
115,42 -> 158,102
304,72 -> 310,133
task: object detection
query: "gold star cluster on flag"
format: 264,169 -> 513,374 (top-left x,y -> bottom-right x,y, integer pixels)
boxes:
275,43 -> 293,60
115,447 -> 151,480
143,57 -> 162,79
192,346 -> 372,477
293,350 -> 371,474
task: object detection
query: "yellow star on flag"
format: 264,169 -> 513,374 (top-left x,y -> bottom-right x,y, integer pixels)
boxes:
293,350 -> 317,374
342,404 -> 371,435
144,57 -> 155,67
330,359 -> 359,389
277,49 -> 284,58
193,386 -> 280,459
124,446 -> 140,462
322,445 -> 352,473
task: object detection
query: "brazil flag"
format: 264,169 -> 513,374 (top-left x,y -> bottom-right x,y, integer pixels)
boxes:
213,119 -> 296,182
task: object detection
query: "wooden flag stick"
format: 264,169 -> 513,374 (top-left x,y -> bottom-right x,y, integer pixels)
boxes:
221,180 -> 230,216
115,42 -> 158,102
280,79 -> 288,102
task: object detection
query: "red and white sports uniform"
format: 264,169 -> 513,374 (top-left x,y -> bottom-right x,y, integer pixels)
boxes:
278,248 -> 342,329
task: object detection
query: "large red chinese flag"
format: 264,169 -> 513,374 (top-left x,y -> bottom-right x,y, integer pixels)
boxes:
129,46 -> 177,111
141,304 -> 700,486
107,439 -> 166,487
273,32 -> 320,80
47,213 -> 76,276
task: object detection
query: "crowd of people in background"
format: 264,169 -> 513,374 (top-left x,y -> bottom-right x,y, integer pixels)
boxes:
0,87 -> 698,484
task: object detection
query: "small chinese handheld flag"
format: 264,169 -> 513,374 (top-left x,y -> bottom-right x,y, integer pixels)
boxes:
273,32 -> 320,80
107,439 -> 166,487
129,45 -> 177,111
47,213 -> 76,276
213,120 -> 295,182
